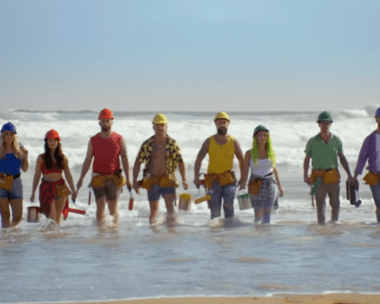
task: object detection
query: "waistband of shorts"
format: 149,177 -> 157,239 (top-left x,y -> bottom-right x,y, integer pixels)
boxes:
251,172 -> 273,179
0,173 -> 21,179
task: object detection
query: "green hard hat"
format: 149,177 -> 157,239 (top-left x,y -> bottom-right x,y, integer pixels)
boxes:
317,111 -> 333,123
253,125 -> 269,137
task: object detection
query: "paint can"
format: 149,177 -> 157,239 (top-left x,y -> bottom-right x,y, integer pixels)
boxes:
178,193 -> 193,211
27,206 -> 40,223
238,193 -> 252,210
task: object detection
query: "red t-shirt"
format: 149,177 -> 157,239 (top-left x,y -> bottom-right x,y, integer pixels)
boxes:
91,132 -> 122,175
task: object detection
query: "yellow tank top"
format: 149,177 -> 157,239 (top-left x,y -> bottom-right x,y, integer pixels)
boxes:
207,135 -> 235,174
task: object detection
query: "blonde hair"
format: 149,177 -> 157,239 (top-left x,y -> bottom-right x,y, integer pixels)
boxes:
251,132 -> 276,168
0,133 -> 21,159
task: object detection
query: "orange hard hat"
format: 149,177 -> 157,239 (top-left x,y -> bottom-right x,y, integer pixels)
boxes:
45,129 -> 61,141
98,108 -> 114,120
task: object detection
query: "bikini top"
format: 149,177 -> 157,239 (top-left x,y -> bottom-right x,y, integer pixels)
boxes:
41,155 -> 64,174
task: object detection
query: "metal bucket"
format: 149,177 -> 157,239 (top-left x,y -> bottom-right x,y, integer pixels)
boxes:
178,193 -> 193,211
238,193 -> 252,210
27,206 -> 40,223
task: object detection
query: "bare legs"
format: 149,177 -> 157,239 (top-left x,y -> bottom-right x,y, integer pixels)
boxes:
96,197 -> 119,225
149,193 -> 175,224
0,198 -> 23,228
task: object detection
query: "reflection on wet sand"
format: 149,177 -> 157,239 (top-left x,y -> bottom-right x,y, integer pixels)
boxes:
259,284 -> 306,290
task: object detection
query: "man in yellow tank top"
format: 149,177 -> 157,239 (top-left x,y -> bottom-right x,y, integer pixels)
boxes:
194,112 -> 244,221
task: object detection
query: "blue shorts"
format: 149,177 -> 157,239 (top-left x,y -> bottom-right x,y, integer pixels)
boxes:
147,184 -> 175,201
0,177 -> 23,200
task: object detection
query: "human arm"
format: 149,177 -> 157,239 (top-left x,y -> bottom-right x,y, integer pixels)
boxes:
339,152 -> 352,182
303,155 -> 311,185
63,156 -> 77,201
120,137 -> 132,191
239,150 -> 251,190
30,155 -> 42,202
178,161 -> 188,190
193,138 -> 210,188
19,146 -> 29,172
132,159 -> 142,195
273,167 -> 284,197
353,136 -> 370,188
76,140 -> 93,189
233,138 -> 244,189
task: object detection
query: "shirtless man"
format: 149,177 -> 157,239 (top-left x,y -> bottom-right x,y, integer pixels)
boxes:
133,113 -> 188,224
193,112 -> 244,220
77,108 -> 132,225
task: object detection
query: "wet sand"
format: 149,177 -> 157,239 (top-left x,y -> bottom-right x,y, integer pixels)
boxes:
42,294 -> 380,304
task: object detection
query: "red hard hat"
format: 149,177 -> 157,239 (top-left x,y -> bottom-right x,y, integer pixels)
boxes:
45,129 -> 61,141
98,108 -> 114,120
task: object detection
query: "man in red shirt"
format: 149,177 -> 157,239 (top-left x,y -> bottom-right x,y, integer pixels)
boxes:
77,108 -> 132,225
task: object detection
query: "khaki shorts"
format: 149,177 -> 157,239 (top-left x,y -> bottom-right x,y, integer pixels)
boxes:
93,179 -> 121,201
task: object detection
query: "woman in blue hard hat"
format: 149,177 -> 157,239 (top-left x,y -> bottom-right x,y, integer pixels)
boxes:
0,122 -> 29,228
240,125 -> 283,224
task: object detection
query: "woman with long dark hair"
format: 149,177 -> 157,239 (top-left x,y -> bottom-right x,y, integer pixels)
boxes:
30,129 -> 76,224
241,125 -> 284,224
0,122 -> 29,228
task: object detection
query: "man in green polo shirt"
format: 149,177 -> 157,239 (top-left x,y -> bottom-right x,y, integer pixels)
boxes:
303,111 -> 352,224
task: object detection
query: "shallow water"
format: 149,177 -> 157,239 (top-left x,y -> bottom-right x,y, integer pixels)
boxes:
1,205 -> 380,303
1,108 -> 380,303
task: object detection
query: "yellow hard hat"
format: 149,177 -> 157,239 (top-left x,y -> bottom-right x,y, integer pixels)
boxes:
214,112 -> 230,122
152,113 -> 168,124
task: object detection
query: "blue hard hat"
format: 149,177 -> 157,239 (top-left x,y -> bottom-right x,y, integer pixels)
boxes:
1,122 -> 17,134
375,107 -> 380,118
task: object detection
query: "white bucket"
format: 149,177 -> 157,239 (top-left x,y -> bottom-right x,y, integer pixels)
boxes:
27,206 -> 40,223
238,193 -> 252,210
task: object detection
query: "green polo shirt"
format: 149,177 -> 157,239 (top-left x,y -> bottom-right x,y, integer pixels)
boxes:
305,133 -> 343,169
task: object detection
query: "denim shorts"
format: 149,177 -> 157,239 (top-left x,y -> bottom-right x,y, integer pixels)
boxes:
0,177 -> 23,200
250,177 -> 277,209
369,182 -> 380,208
147,184 -> 175,201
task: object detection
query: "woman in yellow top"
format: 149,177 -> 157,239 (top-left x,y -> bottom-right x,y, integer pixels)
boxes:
241,125 -> 283,224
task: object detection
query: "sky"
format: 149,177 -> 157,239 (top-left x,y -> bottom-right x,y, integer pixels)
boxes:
0,0 -> 379,112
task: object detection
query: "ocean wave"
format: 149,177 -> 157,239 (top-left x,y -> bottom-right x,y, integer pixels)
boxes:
1,104 -> 379,122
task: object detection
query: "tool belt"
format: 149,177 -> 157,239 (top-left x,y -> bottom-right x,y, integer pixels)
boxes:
363,171 -> 380,186
0,173 -> 19,191
204,170 -> 236,189
248,172 -> 273,195
310,169 -> 340,185
55,182 -> 72,198
92,170 -> 126,189
139,174 -> 175,192
248,178 -> 263,195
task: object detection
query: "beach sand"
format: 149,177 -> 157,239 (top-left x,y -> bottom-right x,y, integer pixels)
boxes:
41,294 -> 380,304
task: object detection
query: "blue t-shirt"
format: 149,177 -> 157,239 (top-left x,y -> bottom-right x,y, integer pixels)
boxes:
0,153 -> 22,175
